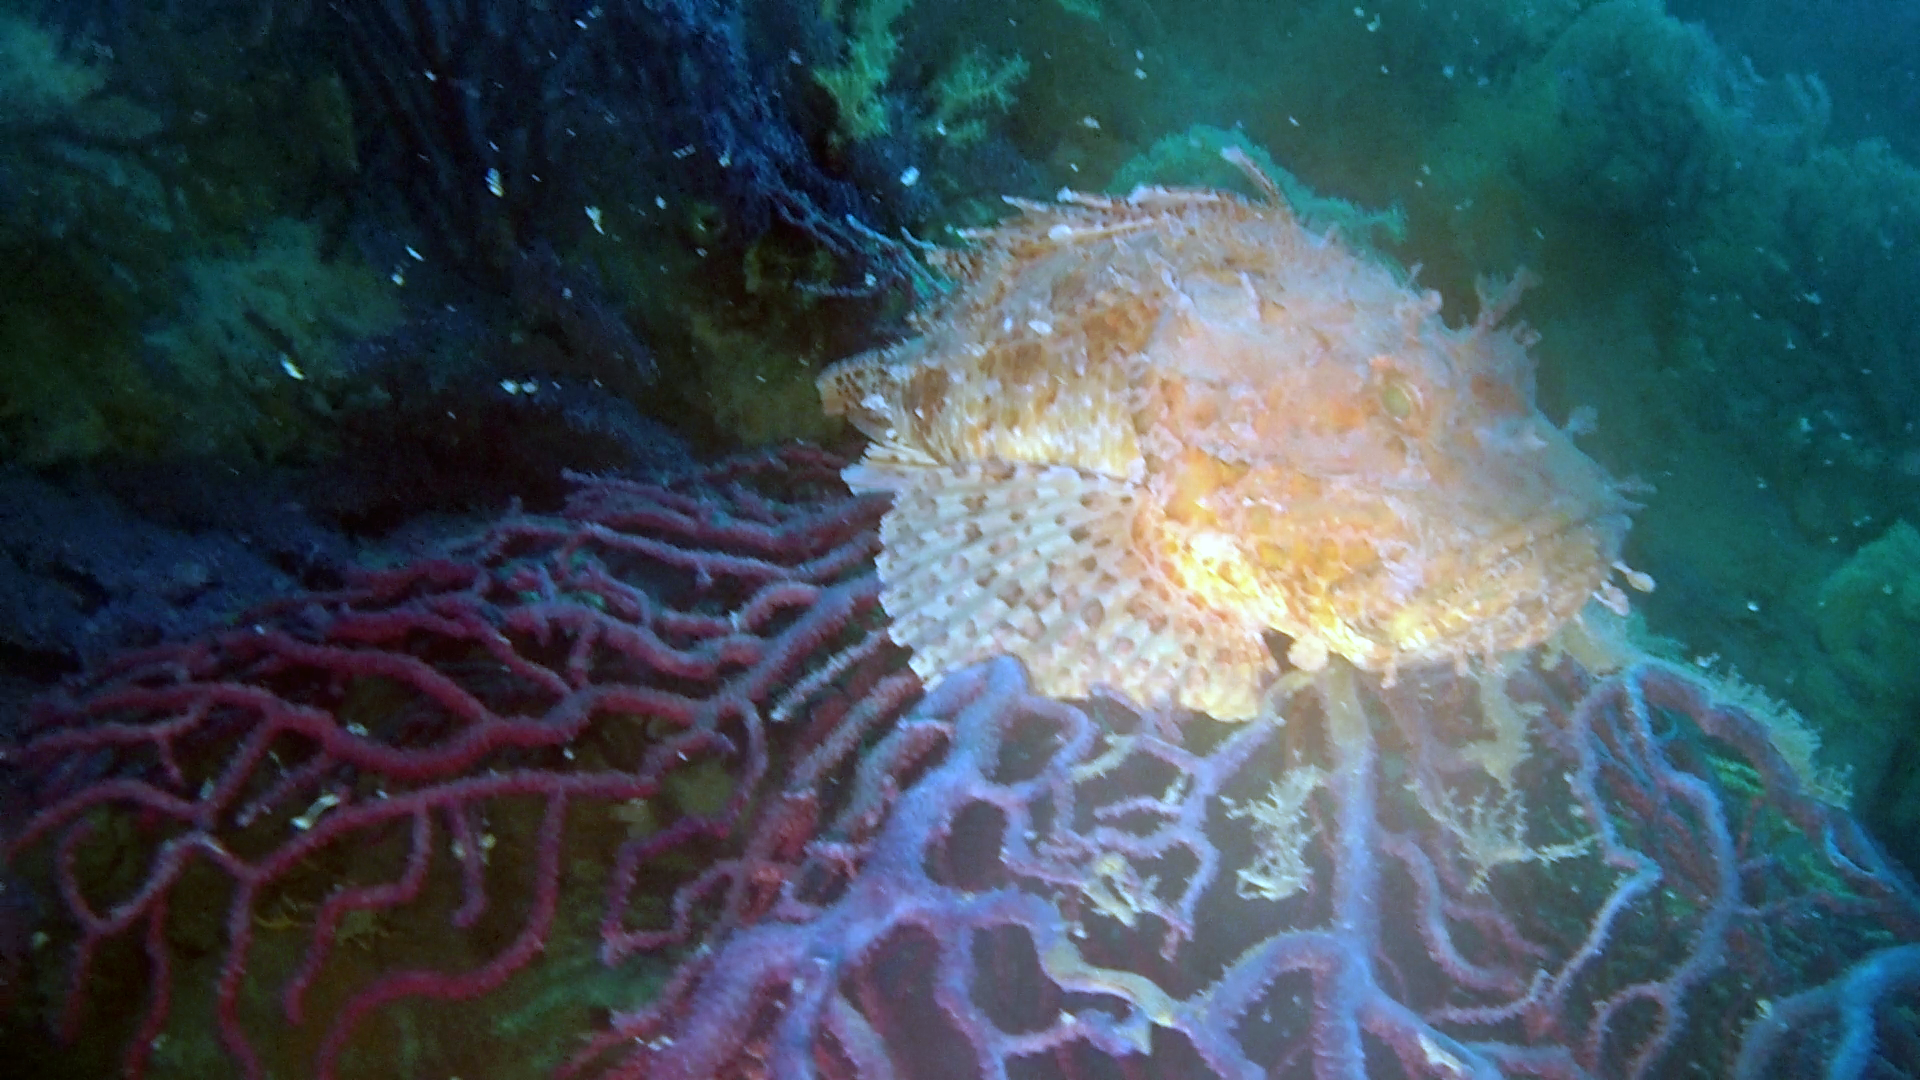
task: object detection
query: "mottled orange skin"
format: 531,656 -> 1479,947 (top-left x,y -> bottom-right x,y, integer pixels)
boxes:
822,175 -> 1637,716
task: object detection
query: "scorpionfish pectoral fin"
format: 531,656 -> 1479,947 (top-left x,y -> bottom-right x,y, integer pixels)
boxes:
846,456 -> 1277,719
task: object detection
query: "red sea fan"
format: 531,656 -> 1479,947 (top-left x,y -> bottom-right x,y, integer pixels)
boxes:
5,445 -> 1918,1080
0,446 -> 910,1080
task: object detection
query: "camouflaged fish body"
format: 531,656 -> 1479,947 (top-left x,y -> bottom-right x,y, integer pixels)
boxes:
820,171 -> 1639,719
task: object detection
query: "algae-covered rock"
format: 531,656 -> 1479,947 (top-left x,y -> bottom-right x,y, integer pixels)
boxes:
1814,521 -> 1920,720
143,218 -> 403,459
1,13 -> 109,128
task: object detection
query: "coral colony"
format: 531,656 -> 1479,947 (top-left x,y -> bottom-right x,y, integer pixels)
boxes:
3,445 -> 1917,1079
0,448 -> 907,1077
